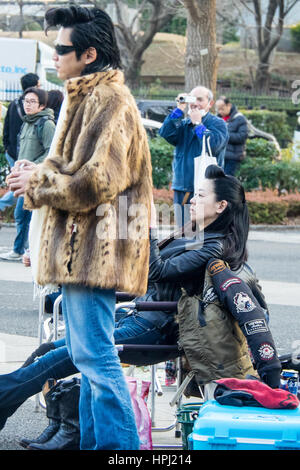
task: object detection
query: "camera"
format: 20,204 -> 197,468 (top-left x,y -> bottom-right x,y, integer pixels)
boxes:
178,95 -> 196,104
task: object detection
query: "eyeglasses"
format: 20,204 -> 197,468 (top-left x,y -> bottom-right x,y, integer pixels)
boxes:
22,99 -> 39,105
54,44 -> 76,56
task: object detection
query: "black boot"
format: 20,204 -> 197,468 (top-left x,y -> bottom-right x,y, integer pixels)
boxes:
19,379 -> 61,449
28,378 -> 81,451
21,342 -> 56,368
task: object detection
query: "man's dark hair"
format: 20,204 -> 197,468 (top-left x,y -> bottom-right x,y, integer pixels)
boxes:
20,73 -> 39,91
23,87 -> 48,107
44,6 -> 121,74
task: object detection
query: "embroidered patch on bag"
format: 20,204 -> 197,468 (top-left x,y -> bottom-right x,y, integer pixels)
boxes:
203,286 -> 218,305
220,277 -> 242,291
244,319 -> 269,335
233,292 -> 256,313
207,259 -> 226,275
258,343 -> 275,361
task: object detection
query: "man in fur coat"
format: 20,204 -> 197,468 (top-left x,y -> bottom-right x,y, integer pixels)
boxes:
7,6 -> 153,450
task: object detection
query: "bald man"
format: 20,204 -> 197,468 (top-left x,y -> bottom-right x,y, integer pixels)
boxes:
159,86 -> 228,226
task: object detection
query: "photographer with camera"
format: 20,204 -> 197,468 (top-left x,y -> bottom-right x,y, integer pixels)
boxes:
159,86 -> 228,226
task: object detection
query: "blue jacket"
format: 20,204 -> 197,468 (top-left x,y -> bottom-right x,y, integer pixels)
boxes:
159,110 -> 228,192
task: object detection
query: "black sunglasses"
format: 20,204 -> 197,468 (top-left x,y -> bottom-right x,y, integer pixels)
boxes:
55,44 -> 76,56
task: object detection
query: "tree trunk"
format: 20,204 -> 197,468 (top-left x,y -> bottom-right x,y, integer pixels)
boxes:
255,61 -> 271,94
252,0 -> 284,94
184,0 -> 218,95
124,56 -> 144,90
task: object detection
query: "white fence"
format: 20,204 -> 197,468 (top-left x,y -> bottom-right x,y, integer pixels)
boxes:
0,79 -> 64,101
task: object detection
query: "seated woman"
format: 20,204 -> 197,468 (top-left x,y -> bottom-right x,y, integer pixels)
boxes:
0,165 -> 281,434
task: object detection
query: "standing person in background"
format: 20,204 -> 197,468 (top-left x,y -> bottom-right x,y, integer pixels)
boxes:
215,96 -> 248,176
7,5 -> 153,450
47,90 -> 64,123
0,74 -> 40,219
159,86 -> 228,227
0,87 -> 55,261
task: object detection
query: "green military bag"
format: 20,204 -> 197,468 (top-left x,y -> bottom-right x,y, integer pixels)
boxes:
177,269 -> 256,386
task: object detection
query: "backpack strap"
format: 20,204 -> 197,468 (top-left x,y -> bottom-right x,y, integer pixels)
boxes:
34,115 -> 55,148
14,98 -> 24,120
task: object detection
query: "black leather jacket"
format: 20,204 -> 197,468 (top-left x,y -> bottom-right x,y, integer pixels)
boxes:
134,230 -> 269,331
135,231 -> 224,328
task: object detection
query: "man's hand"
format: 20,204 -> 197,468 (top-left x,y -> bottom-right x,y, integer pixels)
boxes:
22,252 -> 31,267
7,160 -> 37,197
14,160 -> 36,171
188,107 -> 206,125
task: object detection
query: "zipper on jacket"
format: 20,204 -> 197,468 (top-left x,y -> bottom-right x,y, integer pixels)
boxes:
67,222 -> 77,274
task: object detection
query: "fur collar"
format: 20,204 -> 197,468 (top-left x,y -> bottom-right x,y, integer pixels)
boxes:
65,69 -> 124,99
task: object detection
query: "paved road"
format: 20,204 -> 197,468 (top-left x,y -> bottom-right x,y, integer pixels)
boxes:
0,226 -> 300,353
0,225 -> 299,450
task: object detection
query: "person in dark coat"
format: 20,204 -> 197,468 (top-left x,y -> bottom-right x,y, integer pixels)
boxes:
47,89 -> 64,123
215,96 -> 248,176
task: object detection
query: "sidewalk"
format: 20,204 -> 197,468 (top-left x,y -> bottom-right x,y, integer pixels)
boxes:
0,225 -> 299,450
0,331 -> 195,450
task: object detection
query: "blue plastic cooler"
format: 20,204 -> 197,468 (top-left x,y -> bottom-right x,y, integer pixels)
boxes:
188,400 -> 300,450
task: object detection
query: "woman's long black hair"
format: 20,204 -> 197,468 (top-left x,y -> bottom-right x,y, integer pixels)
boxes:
204,165 -> 249,271
44,5 -> 122,74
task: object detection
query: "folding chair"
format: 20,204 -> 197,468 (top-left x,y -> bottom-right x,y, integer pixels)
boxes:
36,292 -> 200,447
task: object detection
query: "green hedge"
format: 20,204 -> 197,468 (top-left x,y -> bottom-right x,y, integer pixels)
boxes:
148,136 -> 173,188
237,156 -> 300,194
246,138 -> 278,160
247,201 -> 288,224
290,23 -> 300,52
247,200 -> 300,225
241,109 -> 293,145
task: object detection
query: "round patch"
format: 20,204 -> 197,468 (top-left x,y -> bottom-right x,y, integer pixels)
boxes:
233,292 -> 255,313
258,343 -> 275,361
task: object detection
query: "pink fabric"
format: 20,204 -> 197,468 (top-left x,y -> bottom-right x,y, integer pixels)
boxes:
126,377 -> 153,450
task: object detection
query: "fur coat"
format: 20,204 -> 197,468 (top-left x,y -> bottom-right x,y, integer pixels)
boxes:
24,70 -> 153,296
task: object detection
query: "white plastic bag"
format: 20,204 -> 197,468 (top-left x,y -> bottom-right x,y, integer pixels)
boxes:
194,135 -> 217,193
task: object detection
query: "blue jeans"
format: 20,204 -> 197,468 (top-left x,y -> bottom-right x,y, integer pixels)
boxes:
173,189 -> 193,227
0,342 -> 77,430
5,152 -> 15,169
0,152 -> 17,212
13,196 -> 32,254
224,159 -> 240,176
0,314 -> 163,433
61,284 -> 140,450
0,190 -> 16,212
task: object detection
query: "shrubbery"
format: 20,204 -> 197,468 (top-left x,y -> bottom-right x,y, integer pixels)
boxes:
245,138 -> 278,160
241,109 -> 293,145
290,22 -> 300,52
237,156 -> 300,194
246,189 -> 300,224
148,136 -> 173,188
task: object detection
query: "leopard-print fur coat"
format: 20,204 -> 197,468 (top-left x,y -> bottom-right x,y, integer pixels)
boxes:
24,70 -> 153,295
